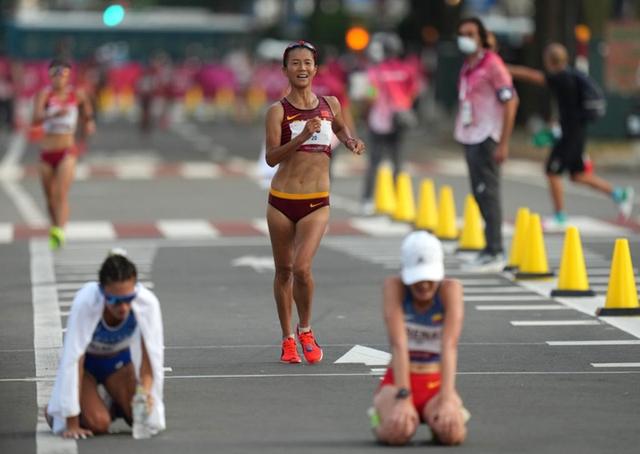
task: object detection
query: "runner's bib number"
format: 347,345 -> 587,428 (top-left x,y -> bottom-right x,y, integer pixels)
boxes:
289,119 -> 332,147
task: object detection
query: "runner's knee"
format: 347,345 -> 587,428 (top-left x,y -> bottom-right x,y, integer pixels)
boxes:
292,263 -> 312,283
274,265 -> 293,284
82,409 -> 111,434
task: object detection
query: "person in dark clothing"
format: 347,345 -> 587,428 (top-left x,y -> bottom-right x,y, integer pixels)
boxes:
508,43 -> 634,225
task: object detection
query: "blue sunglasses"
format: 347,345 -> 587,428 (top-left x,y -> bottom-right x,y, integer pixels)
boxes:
100,287 -> 137,305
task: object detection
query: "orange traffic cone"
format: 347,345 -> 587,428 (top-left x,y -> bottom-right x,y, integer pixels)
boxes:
515,213 -> 554,279
415,179 -> 438,232
435,185 -> 458,241
457,194 -> 485,252
504,207 -> 530,272
596,238 -> 640,315
393,172 -> 416,223
374,165 -> 396,216
551,226 -> 594,296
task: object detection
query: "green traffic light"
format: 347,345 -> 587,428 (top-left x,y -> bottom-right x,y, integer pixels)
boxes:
103,4 -> 125,27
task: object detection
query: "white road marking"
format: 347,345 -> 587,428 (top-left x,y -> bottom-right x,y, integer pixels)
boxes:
511,320 -> 601,326
465,294 -> 544,301
591,362 -> 640,368
349,217 -> 411,236
0,222 -> 13,243
547,340 -> 640,346
65,222 -> 116,240
114,162 -> 155,179
181,162 -> 222,179
464,287 -> 529,294
231,255 -> 274,273
1,180 -> 48,227
157,220 -> 219,239
0,133 -> 48,227
30,239 -> 77,453
476,305 -> 569,311
54,281 -> 154,291
516,278 -> 640,339
334,345 -> 391,366
4,370 -> 640,383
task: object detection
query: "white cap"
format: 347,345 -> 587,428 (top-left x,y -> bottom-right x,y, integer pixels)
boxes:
400,231 -> 444,285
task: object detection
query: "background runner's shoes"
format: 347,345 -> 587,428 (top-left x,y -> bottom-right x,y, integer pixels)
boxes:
296,326 -> 323,364
613,186 -> 635,220
280,337 -> 301,364
48,226 -> 65,250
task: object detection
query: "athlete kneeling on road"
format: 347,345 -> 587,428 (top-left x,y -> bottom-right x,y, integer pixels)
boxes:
46,250 -> 165,438
370,231 -> 469,446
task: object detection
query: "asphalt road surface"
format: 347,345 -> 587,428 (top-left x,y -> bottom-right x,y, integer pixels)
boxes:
1,120 -> 639,454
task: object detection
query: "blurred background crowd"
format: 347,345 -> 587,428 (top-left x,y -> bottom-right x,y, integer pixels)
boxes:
0,0 -> 639,143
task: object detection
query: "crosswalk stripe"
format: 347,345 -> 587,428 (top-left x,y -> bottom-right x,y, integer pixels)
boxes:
157,220 -> 218,239
65,222 -> 116,240
0,223 -> 13,243
476,305 -> 569,311
465,295 -> 544,301
511,320 -> 600,326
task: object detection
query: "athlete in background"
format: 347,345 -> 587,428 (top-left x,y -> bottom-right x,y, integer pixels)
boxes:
32,59 -> 95,249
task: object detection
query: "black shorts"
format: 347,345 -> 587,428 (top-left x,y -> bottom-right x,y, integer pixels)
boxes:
545,130 -> 586,175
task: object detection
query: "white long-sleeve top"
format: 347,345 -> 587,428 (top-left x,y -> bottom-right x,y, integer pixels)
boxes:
47,282 -> 166,435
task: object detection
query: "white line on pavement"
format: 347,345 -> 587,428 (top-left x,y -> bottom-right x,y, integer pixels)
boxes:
511,320 -> 601,326
30,239 -> 77,453
463,287 -> 529,294
591,362 -> 640,368
547,340 -> 640,346
157,220 -> 219,239
465,295 -> 545,301
4,370 -> 640,383
476,305 -> 569,311
1,180 -> 48,226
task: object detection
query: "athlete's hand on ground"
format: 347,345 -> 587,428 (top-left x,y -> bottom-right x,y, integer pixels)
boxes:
426,394 -> 464,440
303,117 -> 322,138
62,426 -> 93,440
387,399 -> 418,441
345,137 -> 365,155
494,142 -> 509,164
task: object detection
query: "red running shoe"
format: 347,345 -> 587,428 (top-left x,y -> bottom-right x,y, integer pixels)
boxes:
280,337 -> 302,364
296,326 -> 324,364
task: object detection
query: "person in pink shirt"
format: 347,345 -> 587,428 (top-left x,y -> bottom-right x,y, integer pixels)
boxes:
361,33 -> 420,214
454,17 -> 518,273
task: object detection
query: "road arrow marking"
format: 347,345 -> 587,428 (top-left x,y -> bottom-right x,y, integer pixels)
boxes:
334,345 -> 391,366
231,256 -> 274,273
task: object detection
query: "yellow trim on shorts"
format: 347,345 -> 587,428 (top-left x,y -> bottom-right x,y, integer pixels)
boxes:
269,188 -> 330,200
410,362 -> 441,374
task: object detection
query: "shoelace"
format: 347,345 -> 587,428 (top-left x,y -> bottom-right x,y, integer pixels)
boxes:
298,331 -> 316,348
283,338 -> 297,355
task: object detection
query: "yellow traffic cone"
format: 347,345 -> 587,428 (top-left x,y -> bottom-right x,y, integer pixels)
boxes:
415,179 -> 438,232
504,207 -> 530,272
435,185 -> 458,241
515,213 -> 554,279
374,165 -> 396,215
457,194 -> 485,252
596,238 -> 640,315
393,172 -> 416,222
551,226 -> 594,296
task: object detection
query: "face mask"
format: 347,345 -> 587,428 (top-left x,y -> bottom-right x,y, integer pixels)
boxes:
457,36 -> 478,55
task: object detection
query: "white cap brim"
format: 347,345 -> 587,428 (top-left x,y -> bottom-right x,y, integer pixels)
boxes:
401,263 -> 444,285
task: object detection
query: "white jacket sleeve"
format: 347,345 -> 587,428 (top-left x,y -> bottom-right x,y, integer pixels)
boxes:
47,283 -> 103,434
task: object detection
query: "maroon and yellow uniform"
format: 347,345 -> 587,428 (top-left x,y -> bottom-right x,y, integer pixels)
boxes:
269,95 -> 334,223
